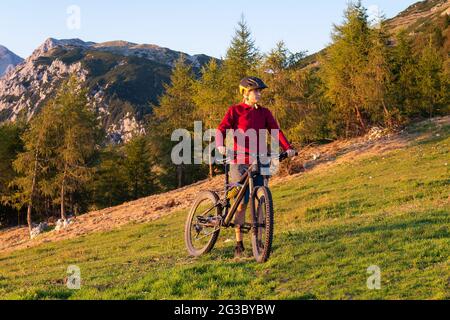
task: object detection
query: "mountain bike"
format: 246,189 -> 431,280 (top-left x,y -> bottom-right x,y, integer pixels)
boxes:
185,150 -> 297,263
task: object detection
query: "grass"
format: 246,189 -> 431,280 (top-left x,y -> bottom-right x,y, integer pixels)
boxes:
0,121 -> 448,300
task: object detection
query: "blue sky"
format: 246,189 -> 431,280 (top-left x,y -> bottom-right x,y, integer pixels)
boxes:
1,0 -> 418,59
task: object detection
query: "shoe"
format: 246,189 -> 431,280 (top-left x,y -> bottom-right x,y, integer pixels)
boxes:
234,241 -> 245,258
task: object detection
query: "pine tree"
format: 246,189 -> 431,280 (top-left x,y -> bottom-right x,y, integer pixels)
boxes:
123,135 -> 156,200
90,146 -> 128,209
223,15 -> 261,102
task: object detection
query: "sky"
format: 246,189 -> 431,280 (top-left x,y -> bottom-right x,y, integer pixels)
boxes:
1,0 -> 419,59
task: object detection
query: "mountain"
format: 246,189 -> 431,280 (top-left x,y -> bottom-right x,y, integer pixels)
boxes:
0,46 -> 23,77
0,38 -> 218,142
299,0 -> 450,69
385,0 -> 450,34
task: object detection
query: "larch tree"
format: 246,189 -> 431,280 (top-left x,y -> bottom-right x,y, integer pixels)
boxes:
45,77 -> 100,221
193,59 -> 228,178
152,56 -> 197,188
320,1 -> 373,136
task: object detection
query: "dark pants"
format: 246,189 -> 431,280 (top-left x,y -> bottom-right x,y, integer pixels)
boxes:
229,164 -> 265,226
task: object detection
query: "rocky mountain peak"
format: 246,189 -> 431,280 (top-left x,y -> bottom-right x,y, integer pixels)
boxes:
0,46 -> 23,77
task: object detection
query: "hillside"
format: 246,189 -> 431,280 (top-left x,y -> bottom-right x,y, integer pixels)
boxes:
298,0 -> 450,69
0,38 -> 218,142
385,0 -> 450,34
0,116 -> 448,299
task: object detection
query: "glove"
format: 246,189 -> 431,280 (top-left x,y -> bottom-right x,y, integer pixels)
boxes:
217,146 -> 227,156
286,149 -> 297,158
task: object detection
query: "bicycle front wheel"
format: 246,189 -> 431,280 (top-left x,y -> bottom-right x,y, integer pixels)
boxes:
185,191 -> 222,257
250,186 -> 274,263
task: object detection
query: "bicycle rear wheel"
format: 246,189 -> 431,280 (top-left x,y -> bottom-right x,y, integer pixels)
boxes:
250,186 -> 274,263
185,191 -> 221,257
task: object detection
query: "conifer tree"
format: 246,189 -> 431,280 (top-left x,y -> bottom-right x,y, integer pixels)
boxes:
90,146 -> 128,208
320,1 -> 373,136
363,21 -> 394,126
123,135 -> 156,200
10,102 -> 59,234
193,59 -> 228,177
259,41 -> 307,128
416,38 -> 445,117
390,30 -> 418,117
223,15 -> 261,102
153,56 -> 197,188
44,77 -> 100,221
0,123 -> 25,226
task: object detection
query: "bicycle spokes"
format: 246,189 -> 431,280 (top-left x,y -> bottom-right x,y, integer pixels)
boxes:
256,196 -> 266,249
186,193 -> 222,256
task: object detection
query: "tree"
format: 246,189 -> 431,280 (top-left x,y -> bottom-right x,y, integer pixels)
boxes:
90,146 -> 128,209
259,41 -> 308,128
320,1 -> 374,136
0,122 -> 25,227
152,56 -> 197,188
193,59 -> 228,177
390,30 -> 419,118
9,103 -> 59,234
362,21 -> 395,127
222,15 -> 261,102
123,135 -> 156,200
42,77 -> 101,221
415,38 -> 445,117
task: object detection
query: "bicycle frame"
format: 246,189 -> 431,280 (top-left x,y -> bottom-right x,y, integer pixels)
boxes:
221,156 -> 270,229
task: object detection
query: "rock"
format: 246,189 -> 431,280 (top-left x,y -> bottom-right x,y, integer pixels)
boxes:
55,218 -> 74,231
367,126 -> 394,141
30,222 -> 49,239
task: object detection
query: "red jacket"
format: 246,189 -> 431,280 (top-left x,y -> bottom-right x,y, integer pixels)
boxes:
216,103 -> 292,164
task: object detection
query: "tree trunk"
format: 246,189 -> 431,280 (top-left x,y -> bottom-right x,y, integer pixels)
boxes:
355,106 -> 366,133
27,204 -> 32,235
177,164 -> 184,188
345,119 -> 350,139
208,142 -> 213,179
382,100 -> 392,128
61,173 -> 67,221
27,151 -> 39,236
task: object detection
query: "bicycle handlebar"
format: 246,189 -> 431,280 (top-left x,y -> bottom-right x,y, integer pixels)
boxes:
218,150 -> 298,164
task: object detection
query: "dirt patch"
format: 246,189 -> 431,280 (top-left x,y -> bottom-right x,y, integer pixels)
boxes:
0,116 -> 448,254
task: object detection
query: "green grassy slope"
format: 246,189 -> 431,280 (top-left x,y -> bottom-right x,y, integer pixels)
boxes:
0,121 -> 448,300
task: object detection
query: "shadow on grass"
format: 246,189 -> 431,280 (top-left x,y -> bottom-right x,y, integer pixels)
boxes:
277,211 -> 449,246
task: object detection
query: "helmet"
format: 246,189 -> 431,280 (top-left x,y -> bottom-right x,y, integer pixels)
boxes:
239,77 -> 268,95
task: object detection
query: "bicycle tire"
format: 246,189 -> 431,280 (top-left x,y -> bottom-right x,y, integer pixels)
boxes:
185,191 -> 221,257
250,186 -> 274,263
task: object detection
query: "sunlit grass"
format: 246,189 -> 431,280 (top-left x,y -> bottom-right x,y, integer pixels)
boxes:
0,121 -> 448,300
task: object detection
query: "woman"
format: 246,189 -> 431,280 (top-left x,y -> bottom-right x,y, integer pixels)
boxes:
216,76 -> 297,258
